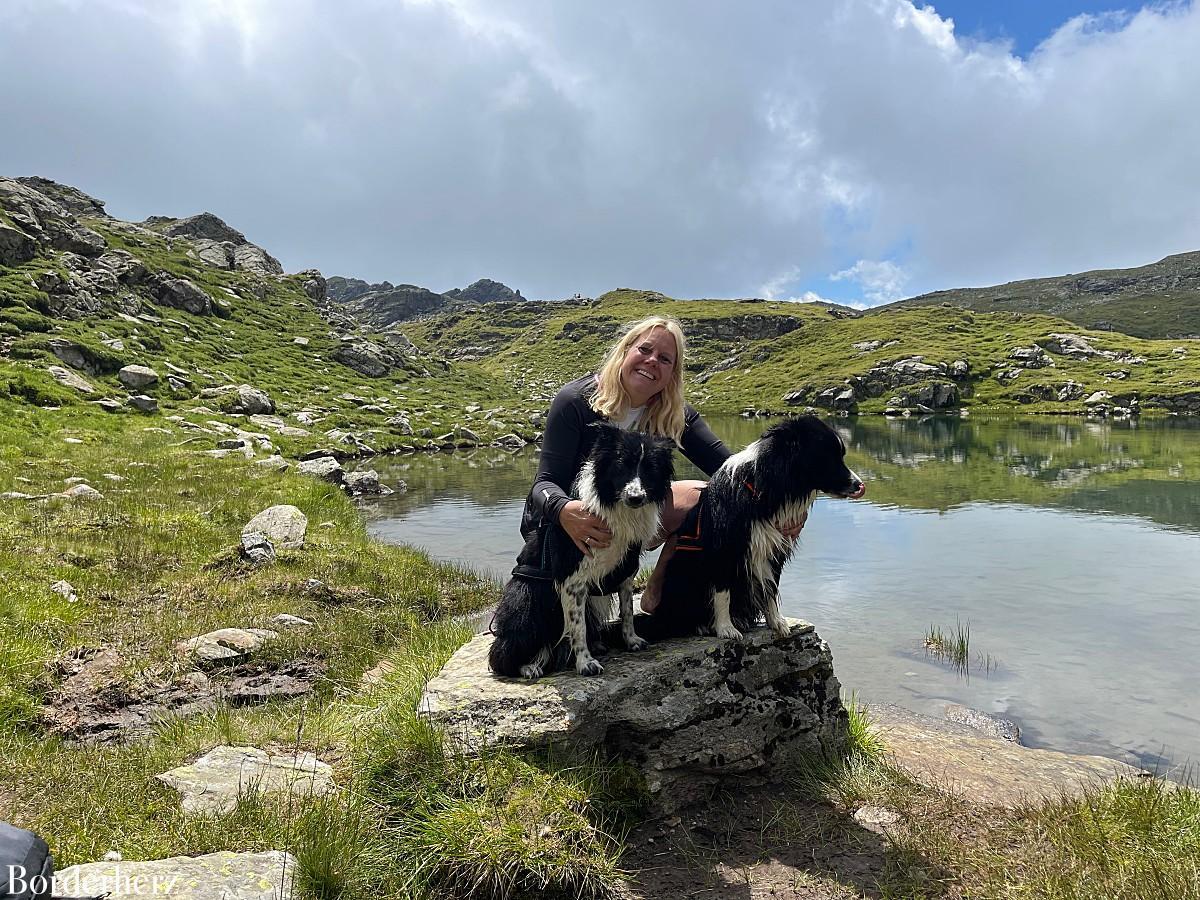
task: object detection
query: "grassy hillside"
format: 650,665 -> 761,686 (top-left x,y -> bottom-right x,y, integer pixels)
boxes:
0,204 -> 534,452
878,250 -> 1200,339
406,290 -> 1200,416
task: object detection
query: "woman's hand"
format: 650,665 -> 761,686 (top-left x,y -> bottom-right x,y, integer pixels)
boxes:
559,500 -> 612,555
777,509 -> 809,540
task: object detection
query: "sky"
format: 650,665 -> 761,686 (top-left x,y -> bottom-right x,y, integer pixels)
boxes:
2,0 -> 1198,307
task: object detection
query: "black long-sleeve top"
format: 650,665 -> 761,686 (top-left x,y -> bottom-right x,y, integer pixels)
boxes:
520,374 -> 731,538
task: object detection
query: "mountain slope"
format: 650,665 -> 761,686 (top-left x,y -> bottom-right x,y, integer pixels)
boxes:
878,251 -> 1200,339
0,176 -> 530,451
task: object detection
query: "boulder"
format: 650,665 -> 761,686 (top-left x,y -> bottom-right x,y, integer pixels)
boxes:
202,384 -> 274,415
152,275 -> 214,316
332,341 -> 393,378
55,850 -> 295,900
342,469 -> 389,496
126,395 -> 158,413
420,620 -> 847,807
298,456 -> 344,484
118,364 -> 159,390
242,505 -> 307,550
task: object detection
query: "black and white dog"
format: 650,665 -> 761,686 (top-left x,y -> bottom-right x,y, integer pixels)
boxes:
489,423 -> 674,679
642,416 -> 865,641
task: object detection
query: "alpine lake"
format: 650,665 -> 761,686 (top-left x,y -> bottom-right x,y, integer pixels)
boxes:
359,414 -> 1200,776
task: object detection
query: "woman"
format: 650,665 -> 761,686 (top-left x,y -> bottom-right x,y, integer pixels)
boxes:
520,315 -> 804,611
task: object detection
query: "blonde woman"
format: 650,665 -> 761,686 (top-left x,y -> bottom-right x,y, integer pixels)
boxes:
519,315 -> 805,610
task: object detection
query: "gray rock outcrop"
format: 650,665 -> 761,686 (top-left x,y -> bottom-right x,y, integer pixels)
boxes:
420,620 -> 847,806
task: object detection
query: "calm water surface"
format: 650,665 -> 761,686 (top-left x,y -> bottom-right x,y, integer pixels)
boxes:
360,415 -> 1200,773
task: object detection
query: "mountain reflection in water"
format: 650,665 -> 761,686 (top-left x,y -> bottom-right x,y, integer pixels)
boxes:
361,415 -> 1200,775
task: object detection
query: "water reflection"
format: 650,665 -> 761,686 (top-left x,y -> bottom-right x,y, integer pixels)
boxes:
360,415 -> 1200,773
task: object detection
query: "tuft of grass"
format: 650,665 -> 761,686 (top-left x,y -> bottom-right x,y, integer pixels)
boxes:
925,617 -> 972,674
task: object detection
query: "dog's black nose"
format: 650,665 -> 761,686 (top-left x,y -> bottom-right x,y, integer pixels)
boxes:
625,493 -> 647,507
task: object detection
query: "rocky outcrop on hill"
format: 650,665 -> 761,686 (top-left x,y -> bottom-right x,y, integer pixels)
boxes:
785,356 -> 972,414
325,275 -> 524,327
144,212 -> 284,276
420,619 -> 847,808
444,278 -> 522,304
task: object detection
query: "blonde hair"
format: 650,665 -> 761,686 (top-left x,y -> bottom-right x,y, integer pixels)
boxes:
590,316 -> 688,443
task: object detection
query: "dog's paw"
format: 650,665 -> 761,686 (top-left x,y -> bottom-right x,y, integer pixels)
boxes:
576,657 -> 605,676
769,619 -> 792,638
589,640 -> 609,656
519,663 -> 544,680
715,623 -> 744,641
624,634 -> 649,652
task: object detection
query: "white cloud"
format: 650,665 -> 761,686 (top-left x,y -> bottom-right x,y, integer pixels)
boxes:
1,0 -> 1198,301
830,259 -> 911,305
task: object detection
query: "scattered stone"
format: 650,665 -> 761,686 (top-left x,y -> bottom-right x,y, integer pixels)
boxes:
175,628 -> 278,666
92,398 -> 124,412
50,580 -> 78,603
253,455 -> 290,471
117,364 -> 159,390
420,620 -> 846,807
1084,390 -> 1113,405
55,850 -> 296,900
156,745 -> 336,815
293,336 -> 309,346
853,806 -> 902,836
126,394 -> 158,413
216,438 -> 248,450
63,437 -> 84,445
101,472 -> 125,481
239,532 -> 276,566
47,365 -> 97,394
242,505 -> 307,549
270,614 -> 314,630
61,483 -> 102,500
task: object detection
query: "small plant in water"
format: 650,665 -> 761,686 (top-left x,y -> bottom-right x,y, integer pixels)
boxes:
924,618 -> 972,674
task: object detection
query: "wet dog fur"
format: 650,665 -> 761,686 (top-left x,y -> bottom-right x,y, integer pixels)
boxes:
489,423 -> 674,678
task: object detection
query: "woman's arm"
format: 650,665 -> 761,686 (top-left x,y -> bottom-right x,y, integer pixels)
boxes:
679,405 -> 731,476
528,385 -> 587,526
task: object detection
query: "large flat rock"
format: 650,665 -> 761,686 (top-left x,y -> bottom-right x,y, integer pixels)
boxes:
419,620 -> 847,804
873,704 -> 1149,807
54,850 -> 295,899
156,745 -> 335,815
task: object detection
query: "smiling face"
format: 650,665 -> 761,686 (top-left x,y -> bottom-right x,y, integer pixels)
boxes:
619,326 -> 678,407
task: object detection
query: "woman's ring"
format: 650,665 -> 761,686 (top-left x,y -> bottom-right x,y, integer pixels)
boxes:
585,536 -> 591,546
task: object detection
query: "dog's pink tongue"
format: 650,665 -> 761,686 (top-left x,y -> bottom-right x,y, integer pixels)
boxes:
849,484 -> 866,499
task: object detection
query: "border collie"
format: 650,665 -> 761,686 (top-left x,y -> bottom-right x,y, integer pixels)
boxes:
641,416 -> 864,641
489,423 -> 674,679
